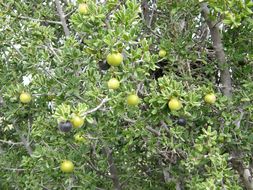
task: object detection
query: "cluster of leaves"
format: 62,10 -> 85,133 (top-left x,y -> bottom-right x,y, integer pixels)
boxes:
0,0 -> 252,189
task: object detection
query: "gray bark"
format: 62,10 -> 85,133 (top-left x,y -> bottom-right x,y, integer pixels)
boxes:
201,3 -> 232,97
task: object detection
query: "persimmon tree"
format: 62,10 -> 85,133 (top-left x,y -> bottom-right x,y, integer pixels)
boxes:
0,0 -> 253,189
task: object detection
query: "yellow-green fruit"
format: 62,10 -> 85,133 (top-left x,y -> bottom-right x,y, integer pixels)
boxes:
78,3 -> 88,14
106,53 -> 123,66
168,98 -> 182,111
107,78 -> 120,90
60,160 -> 74,173
20,92 -> 32,103
127,94 -> 140,106
159,49 -> 166,57
74,134 -> 85,143
71,116 -> 84,128
204,93 -> 216,104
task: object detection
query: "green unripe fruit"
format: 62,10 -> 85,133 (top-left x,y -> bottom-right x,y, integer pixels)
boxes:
204,93 -> 216,104
168,98 -> 182,111
159,49 -> 166,57
107,78 -> 120,89
20,92 -> 32,103
127,94 -> 140,106
106,53 -> 123,66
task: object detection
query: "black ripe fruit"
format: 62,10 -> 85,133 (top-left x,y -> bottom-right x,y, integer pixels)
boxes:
177,118 -> 186,126
59,121 -> 72,132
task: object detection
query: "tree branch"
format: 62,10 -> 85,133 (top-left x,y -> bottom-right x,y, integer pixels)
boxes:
55,0 -> 70,37
146,126 -> 160,136
102,146 -> 122,190
0,139 -> 23,145
83,98 -> 110,116
2,167 -> 26,171
17,15 -> 62,25
201,3 -> 232,97
13,122 -> 33,156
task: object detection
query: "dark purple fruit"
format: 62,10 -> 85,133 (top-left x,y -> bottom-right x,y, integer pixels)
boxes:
177,118 -> 186,126
59,121 -> 72,132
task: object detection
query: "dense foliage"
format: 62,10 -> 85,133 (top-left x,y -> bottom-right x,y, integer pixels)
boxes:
0,0 -> 252,189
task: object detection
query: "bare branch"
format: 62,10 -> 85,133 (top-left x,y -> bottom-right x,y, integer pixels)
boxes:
83,98 -> 110,116
13,122 -> 33,156
2,167 -> 26,171
201,3 -> 232,97
160,121 -> 170,133
102,146 -> 122,190
18,15 -> 62,25
105,0 -> 126,28
146,126 -> 160,136
55,0 -> 70,37
87,160 -> 113,179
148,0 -> 156,28
64,9 -> 77,18
234,109 -> 244,128
0,139 -> 23,145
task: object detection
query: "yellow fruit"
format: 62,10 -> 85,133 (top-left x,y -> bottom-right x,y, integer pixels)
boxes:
74,134 -> 85,143
168,98 -> 182,111
159,49 -> 166,57
78,3 -> 88,14
20,92 -> 32,103
107,78 -> 120,89
71,116 -> 84,128
127,94 -> 140,106
106,53 -> 123,66
60,160 -> 74,173
204,93 -> 216,104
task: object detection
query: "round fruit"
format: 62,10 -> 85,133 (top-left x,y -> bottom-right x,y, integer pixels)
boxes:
74,134 -> 85,143
78,3 -> 88,14
168,98 -> 182,111
204,93 -> 216,104
20,92 -> 32,103
60,160 -> 74,173
106,53 -> 123,66
71,116 -> 84,128
127,94 -> 140,106
59,121 -> 72,132
159,49 -> 166,57
177,118 -> 186,126
107,78 -> 120,90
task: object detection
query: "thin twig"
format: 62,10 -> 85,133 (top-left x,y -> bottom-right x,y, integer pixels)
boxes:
0,139 -> 23,145
64,9 -> 77,18
46,43 -> 62,63
2,167 -> 26,171
160,121 -> 170,133
87,160 -> 112,179
146,126 -> 160,136
105,0 -> 126,28
18,15 -> 62,25
83,98 -> 110,116
234,109 -> 244,128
